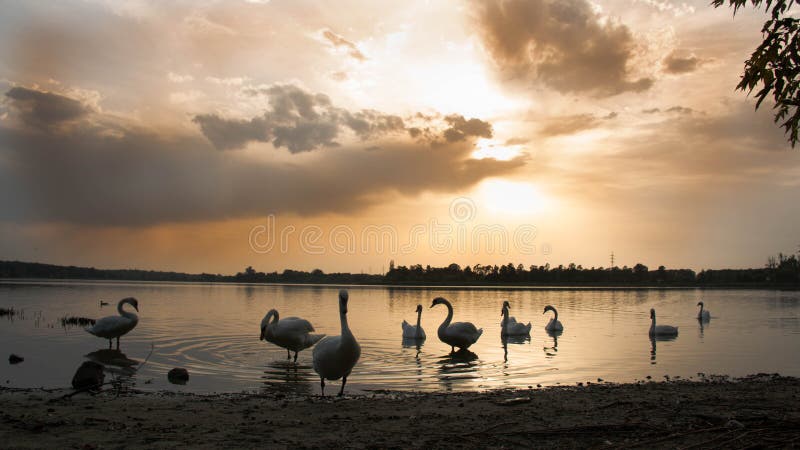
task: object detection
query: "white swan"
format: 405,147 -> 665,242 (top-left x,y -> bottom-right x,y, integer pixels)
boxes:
649,308 -> 678,337
501,301 -> 531,336
86,297 -> 139,349
402,304 -> 426,340
312,290 -> 361,396
697,301 -> 711,321
430,297 -> 482,352
543,305 -> 564,332
260,309 -> 325,362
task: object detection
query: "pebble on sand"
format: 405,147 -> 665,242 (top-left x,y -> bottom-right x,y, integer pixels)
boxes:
72,361 -> 105,390
168,368 -> 190,385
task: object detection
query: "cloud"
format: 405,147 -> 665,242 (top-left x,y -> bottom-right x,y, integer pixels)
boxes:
0,86 -> 524,226
4,86 -> 90,127
641,106 -> 694,115
474,0 -> 653,97
322,30 -> 367,61
662,51 -> 703,74
196,84 -> 484,152
539,112 -> 616,137
442,115 -> 493,142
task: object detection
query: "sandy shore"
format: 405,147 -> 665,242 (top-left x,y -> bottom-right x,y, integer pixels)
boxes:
1,374 -> 798,449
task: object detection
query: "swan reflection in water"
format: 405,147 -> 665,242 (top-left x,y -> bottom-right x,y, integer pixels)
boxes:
437,349 -> 479,392
543,329 -> 562,358
649,334 -> 678,365
261,360 -> 315,395
501,334 -> 530,362
401,337 -> 424,359
83,349 -> 139,389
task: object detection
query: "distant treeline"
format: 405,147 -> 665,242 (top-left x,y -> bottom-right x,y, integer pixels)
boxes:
1,252 -> 799,287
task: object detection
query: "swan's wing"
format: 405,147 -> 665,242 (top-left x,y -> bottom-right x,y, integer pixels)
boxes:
304,333 -> 326,347
86,316 -> 132,337
274,317 -> 315,334
450,321 -> 479,333
401,320 -> 410,330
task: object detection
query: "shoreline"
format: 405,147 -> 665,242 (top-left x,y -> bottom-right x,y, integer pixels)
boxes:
3,277 -> 800,291
1,374 -> 798,448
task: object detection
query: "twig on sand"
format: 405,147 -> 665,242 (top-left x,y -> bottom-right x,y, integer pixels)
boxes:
462,421 -> 518,437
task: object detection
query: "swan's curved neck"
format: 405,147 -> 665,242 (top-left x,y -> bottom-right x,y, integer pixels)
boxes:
118,300 -> 137,320
273,310 -> 280,323
698,303 -> 704,314
552,308 -> 558,322
501,307 -> 509,326
438,301 -> 453,331
416,309 -> 422,328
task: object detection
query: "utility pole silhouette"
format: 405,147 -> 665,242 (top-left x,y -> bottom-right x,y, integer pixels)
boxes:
610,252 -> 615,268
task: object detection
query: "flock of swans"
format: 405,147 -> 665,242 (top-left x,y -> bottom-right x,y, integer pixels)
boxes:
86,292 -> 713,396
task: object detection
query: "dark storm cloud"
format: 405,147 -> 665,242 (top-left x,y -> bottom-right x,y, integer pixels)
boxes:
0,87 -> 523,226
474,0 -> 653,97
662,52 -> 702,74
5,86 -> 90,127
322,30 -> 367,61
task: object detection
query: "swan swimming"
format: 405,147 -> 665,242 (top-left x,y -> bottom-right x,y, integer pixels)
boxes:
649,308 -> 678,337
430,297 -> 482,352
402,304 -> 426,340
260,309 -> 325,362
543,305 -> 564,332
697,301 -> 711,321
501,301 -> 531,336
312,290 -> 361,396
86,297 -> 139,349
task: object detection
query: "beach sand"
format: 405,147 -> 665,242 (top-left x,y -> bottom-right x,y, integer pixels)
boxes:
1,374 -> 798,449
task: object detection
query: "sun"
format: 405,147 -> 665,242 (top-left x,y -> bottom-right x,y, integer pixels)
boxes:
476,179 -> 553,217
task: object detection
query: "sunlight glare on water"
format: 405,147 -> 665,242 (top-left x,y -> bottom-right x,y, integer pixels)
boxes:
0,281 -> 798,394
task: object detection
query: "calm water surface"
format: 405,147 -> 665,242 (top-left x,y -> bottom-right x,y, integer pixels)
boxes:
1,281 -> 798,394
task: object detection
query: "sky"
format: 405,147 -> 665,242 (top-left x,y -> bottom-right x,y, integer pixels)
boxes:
0,0 -> 799,274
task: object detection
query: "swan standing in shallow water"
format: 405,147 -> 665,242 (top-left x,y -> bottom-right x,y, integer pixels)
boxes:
649,308 -> 678,337
260,309 -> 325,362
543,305 -> 564,332
697,301 -> 711,321
402,304 -> 426,340
86,297 -> 139,349
501,301 -> 531,336
430,297 -> 482,352
312,290 -> 361,396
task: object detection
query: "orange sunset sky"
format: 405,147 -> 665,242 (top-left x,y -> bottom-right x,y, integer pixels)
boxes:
0,0 -> 798,274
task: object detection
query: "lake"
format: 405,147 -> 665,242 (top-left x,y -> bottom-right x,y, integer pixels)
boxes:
0,281 -> 798,394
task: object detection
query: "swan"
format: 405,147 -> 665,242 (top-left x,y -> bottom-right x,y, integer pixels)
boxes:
260,309 -> 325,362
501,301 -> 531,336
543,305 -> 564,332
430,297 -> 482,352
86,297 -> 139,349
649,308 -> 678,337
402,304 -> 426,340
312,290 -> 361,396
697,301 -> 711,321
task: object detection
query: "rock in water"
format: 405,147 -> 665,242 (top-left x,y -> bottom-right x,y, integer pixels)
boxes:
8,354 -> 23,364
168,368 -> 189,384
72,361 -> 105,389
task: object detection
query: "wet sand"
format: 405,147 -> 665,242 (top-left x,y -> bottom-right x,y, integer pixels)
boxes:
1,374 -> 798,449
